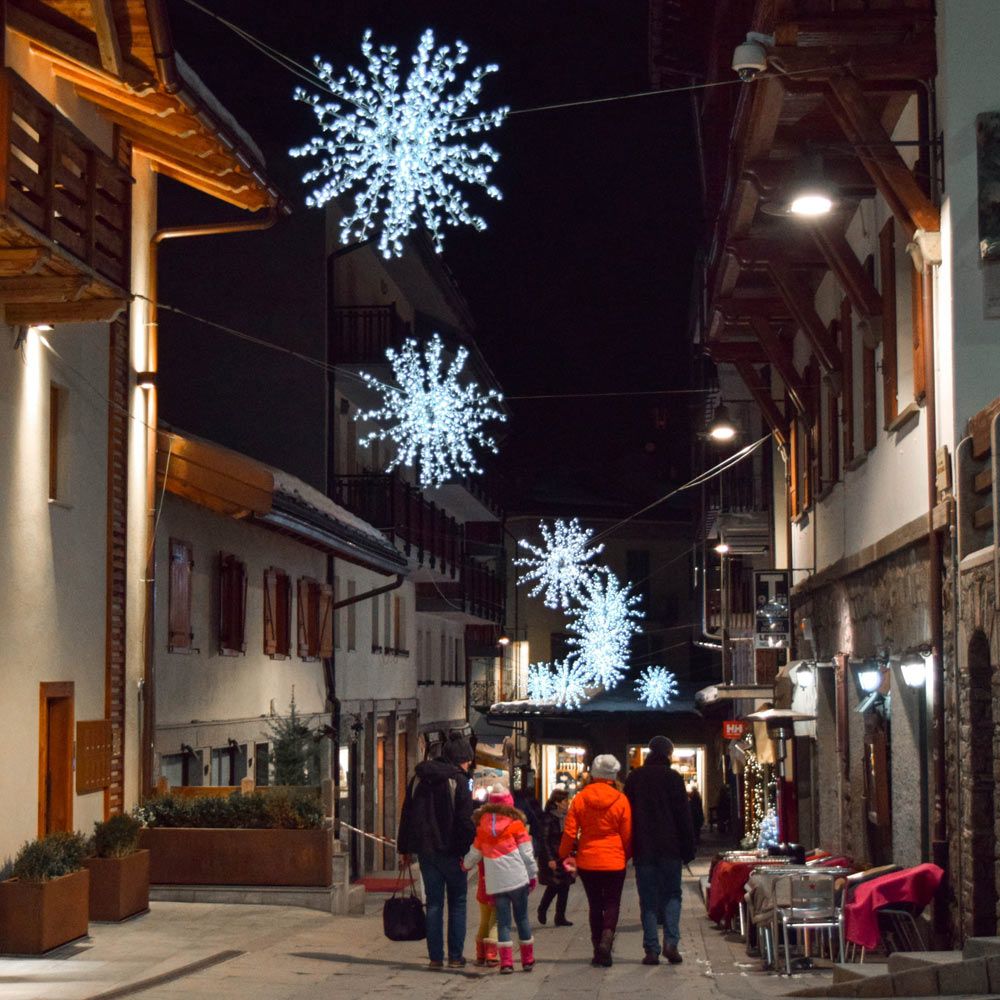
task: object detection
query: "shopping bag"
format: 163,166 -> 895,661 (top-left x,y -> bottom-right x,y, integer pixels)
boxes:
383,864 -> 426,941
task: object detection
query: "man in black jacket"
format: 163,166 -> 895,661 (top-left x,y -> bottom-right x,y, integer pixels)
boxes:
623,735 -> 695,965
398,735 -> 476,969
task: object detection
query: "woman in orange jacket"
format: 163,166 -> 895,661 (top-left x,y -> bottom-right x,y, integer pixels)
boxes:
558,755 -> 632,967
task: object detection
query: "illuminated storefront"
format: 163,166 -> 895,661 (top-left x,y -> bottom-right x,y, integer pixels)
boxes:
627,743 -> 706,799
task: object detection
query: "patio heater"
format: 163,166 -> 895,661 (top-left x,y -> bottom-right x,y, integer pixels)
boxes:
746,708 -> 816,847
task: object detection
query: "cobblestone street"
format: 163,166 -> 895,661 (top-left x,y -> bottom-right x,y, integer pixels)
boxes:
1,855 -> 825,1000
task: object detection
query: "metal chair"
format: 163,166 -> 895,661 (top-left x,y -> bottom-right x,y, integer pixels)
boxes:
877,903 -> 926,952
774,872 -> 845,975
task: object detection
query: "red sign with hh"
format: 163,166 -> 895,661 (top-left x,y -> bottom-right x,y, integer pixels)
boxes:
723,720 -> 748,740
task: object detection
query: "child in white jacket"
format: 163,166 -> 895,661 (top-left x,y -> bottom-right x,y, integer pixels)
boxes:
463,785 -> 539,974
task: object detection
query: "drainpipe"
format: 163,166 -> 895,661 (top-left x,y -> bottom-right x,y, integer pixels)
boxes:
140,207 -> 279,798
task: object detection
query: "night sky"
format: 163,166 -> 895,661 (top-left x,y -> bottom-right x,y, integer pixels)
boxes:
161,1 -> 702,509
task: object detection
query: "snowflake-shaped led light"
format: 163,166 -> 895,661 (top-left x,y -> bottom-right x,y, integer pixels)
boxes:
514,519 -> 604,610
635,666 -> 680,709
526,662 -> 556,702
525,660 -> 590,710
291,29 -> 508,258
357,333 -> 505,488
567,572 -> 643,690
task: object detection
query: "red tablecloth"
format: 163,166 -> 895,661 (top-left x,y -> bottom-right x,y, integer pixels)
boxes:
706,857 -> 787,924
843,863 -> 944,949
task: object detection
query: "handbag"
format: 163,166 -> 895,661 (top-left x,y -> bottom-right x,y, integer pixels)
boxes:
383,863 -> 426,942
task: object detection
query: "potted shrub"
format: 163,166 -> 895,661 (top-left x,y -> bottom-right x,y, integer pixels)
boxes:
0,831 -> 89,954
83,814 -> 149,921
139,791 -> 332,886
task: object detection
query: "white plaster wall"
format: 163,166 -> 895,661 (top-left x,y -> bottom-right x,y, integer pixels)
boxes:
154,495 -> 329,730
413,613 -> 468,728
0,322 -> 110,855
937,1 -> 1000,445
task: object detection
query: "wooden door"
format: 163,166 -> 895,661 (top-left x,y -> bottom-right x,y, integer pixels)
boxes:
376,736 -> 386,871
863,716 -> 892,867
39,683 -> 74,836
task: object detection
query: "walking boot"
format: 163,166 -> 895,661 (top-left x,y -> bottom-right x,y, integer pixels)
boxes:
642,950 -> 660,965
475,940 -> 488,967
484,941 -> 499,966
662,942 -> 683,965
595,929 -> 614,967
519,939 -> 535,972
498,942 -> 515,975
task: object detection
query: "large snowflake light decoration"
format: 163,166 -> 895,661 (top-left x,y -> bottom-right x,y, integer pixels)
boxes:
635,666 -> 680,709
514,519 -> 605,610
526,660 -> 590,710
357,333 -> 505,488
567,572 -> 643,690
291,29 -> 508,258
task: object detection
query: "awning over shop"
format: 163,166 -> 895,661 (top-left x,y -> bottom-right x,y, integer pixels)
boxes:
695,683 -> 776,708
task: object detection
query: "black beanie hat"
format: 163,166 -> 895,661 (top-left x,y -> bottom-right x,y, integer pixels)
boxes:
442,735 -> 474,764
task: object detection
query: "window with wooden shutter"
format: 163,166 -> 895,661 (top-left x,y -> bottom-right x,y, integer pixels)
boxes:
333,576 -> 341,650
219,553 -> 247,656
372,592 -> 381,651
297,577 -> 332,660
168,539 -> 194,652
297,577 -> 314,659
879,219 -> 899,425
318,583 -> 334,658
76,719 -> 112,793
912,265 -> 928,401
788,417 -> 799,517
264,567 -> 291,659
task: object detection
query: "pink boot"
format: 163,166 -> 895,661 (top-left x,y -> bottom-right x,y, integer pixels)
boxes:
519,938 -> 535,972
498,942 -> 515,975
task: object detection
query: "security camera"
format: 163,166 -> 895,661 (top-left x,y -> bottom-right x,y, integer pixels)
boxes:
732,32 -> 774,82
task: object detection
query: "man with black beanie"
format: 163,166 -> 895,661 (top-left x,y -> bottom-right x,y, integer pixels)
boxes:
398,734 -> 476,969
623,735 -> 695,965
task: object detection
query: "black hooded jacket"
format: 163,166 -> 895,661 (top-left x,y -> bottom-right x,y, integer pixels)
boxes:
623,751 -> 696,864
397,758 -> 475,857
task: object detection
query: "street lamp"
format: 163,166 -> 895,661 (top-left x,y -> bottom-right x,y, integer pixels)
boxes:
787,154 -> 836,218
708,403 -> 737,442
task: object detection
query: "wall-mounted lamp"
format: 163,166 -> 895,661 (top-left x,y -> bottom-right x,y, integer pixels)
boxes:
900,644 -> 933,688
136,371 -> 157,390
714,540 -> 730,555
788,154 -> 836,218
857,663 -> 883,694
497,632 -> 511,647
708,403 -> 737,442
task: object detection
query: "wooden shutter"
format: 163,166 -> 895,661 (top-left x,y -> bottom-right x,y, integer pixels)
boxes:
276,571 -> 291,658
219,553 -> 247,655
912,265 -> 927,400
841,297 -> 855,465
879,218 -> 898,425
297,577 -> 312,659
788,418 -> 799,517
168,539 -> 194,652
318,583 -> 334,658
76,719 -> 112,793
263,568 -> 278,656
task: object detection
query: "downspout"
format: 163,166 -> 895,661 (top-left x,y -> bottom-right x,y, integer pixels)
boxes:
141,207 -> 278,797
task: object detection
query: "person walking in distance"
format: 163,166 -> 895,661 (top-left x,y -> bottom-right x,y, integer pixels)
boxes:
397,735 -> 476,970
559,756 -> 632,967
463,783 -> 539,974
536,788 -> 574,927
623,736 -> 695,966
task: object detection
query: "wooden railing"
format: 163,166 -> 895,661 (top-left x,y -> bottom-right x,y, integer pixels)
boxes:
331,305 -> 410,365
462,559 -> 504,622
0,69 -> 130,291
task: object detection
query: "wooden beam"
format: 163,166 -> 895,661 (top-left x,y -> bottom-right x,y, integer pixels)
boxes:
729,236 -> 828,270
733,359 -> 789,450
717,297 -> 791,319
769,41 -> 936,82
749,315 -> 811,420
706,340 -> 769,363
0,247 -> 50,275
89,0 -> 123,78
767,257 -> 843,375
824,76 -> 939,237
0,274 -> 88,302
810,219 -> 882,342
6,297 -> 126,324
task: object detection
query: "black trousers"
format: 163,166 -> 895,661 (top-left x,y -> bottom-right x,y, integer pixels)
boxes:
538,882 -> 570,921
578,868 -> 626,946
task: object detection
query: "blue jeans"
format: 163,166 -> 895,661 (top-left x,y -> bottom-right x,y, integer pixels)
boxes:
419,852 -> 468,961
494,885 -> 532,942
635,858 -> 683,953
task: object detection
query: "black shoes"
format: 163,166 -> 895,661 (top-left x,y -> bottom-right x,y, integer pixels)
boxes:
642,951 -> 660,965
663,944 -> 683,965
537,907 -> 548,925
594,930 -> 615,967
554,917 -> 573,927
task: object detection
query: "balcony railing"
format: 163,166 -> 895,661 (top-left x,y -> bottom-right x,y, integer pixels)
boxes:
331,305 -> 410,366
1,69 -> 130,292
332,472 -> 461,577
462,559 -> 504,622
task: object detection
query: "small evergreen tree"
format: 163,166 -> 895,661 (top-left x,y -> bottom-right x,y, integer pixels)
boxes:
267,692 -> 319,786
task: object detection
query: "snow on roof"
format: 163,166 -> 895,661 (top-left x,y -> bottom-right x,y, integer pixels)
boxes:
271,469 -> 388,545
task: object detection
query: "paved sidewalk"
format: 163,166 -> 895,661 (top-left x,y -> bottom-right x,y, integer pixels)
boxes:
0,857 -> 836,1000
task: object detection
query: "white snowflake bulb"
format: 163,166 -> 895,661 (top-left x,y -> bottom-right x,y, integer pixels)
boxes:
567,572 -> 643,690
514,519 -> 605,610
526,662 -> 556,702
291,29 -> 508,258
525,660 -> 589,710
356,333 -> 505,488
635,666 -> 679,709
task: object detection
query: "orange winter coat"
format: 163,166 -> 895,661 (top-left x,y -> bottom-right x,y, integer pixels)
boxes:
558,780 -> 632,871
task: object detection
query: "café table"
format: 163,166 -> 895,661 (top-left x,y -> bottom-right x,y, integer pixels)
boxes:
706,854 -> 788,926
842,863 -> 944,950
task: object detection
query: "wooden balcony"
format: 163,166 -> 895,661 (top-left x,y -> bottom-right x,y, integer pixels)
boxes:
0,69 -> 130,324
416,559 -> 504,624
331,305 -> 410,366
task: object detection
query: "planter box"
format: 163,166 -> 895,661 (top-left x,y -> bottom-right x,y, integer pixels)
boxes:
83,850 -> 150,921
139,828 -> 331,887
0,869 -> 89,954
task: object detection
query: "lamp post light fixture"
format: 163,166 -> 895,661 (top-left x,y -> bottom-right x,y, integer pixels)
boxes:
708,403 -> 737,442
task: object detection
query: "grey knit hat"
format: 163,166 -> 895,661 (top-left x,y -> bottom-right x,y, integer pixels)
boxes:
590,754 -> 621,780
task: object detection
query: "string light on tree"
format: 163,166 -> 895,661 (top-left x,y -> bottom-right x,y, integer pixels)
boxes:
357,333 -> 505,488
635,666 -> 679,709
567,571 -> 643,690
514,518 -> 605,610
291,29 -> 508,258
757,808 -> 779,849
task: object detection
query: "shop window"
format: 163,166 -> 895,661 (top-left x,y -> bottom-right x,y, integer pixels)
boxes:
219,553 -> 248,656
209,743 -> 247,786
263,567 -> 291,659
168,539 -> 194,653
160,753 -> 186,788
